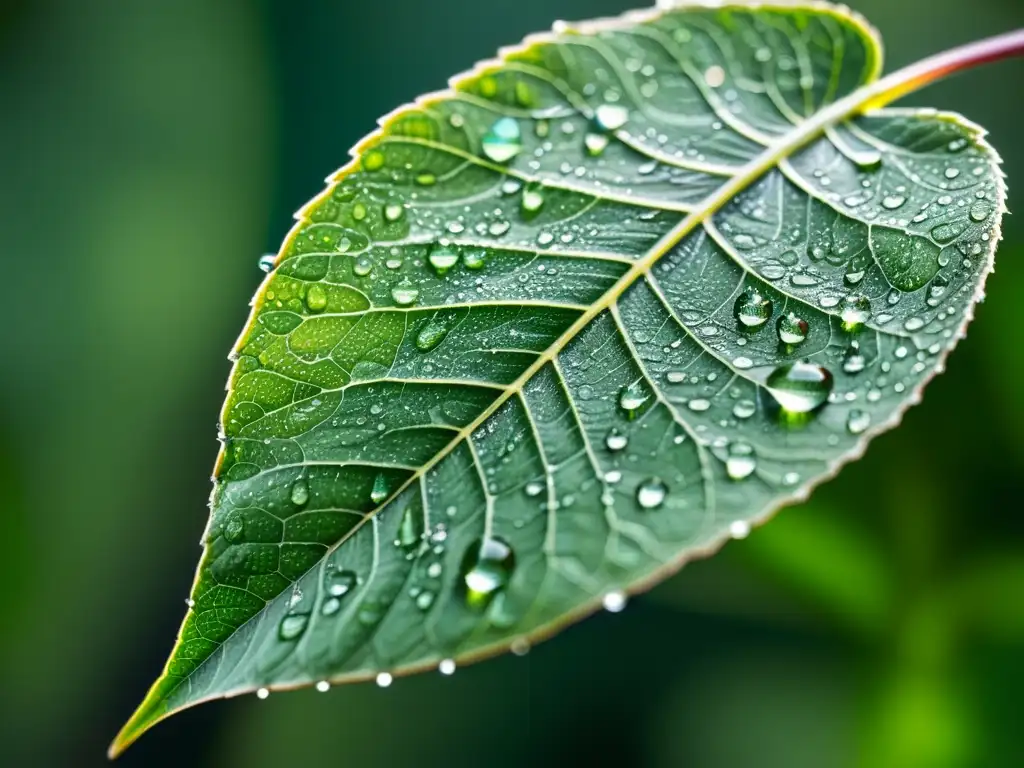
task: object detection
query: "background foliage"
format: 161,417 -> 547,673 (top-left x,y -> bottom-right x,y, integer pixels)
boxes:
1,1 -> 1022,766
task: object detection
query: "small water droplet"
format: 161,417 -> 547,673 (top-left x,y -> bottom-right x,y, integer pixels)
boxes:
258,254 -> 277,272
636,477 -> 667,509
882,195 -> 906,210
733,399 -> 756,419
734,287 -> 773,328
703,65 -> 725,87
944,167 -> 960,180
726,442 -> 756,480
326,569 -> 357,598
353,256 -> 373,276
842,342 -> 866,374
306,284 -> 328,313
687,398 -> 711,412
376,672 -> 393,688
525,480 -> 545,497
316,680 -> 330,693
729,520 -> 751,539
766,361 -> 834,414
970,202 -> 991,222
257,687 -> 270,699
482,117 -> 522,163
384,203 -> 405,222
619,383 -> 649,418
846,409 -> 871,435
416,318 -> 449,351
391,279 -> 420,306
605,427 -> 628,452
776,312 -> 808,345
521,184 -> 545,215
439,658 -> 456,675
603,591 -> 627,612
290,480 -> 309,507
428,245 -> 460,274
462,538 -> 515,608
463,249 -> 487,270
585,132 -> 609,155
371,473 -> 390,505
278,612 -> 309,641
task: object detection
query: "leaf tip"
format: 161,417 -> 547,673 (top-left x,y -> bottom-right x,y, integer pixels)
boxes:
106,689 -> 169,760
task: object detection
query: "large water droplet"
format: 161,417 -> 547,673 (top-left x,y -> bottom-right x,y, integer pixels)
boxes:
734,287 -> 773,328
594,103 -> 629,131
619,383 -> 649,418
765,361 -> 834,413
326,569 -> 357,598
461,538 -> 516,608
396,506 -> 423,552
416,319 -> 449,351
482,117 -> 522,163
306,284 -> 328,313
391,279 -> 420,306
841,295 -> 871,328
776,312 -> 808,345
726,442 -> 757,480
636,477 -> 668,509
370,473 -> 390,505
428,245 -> 460,274
278,613 -> 309,641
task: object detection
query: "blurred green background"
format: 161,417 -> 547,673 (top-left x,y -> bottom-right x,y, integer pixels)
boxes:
2,1 -> 1023,766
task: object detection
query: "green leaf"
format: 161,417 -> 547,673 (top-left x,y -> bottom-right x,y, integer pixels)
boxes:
113,1 -> 1006,753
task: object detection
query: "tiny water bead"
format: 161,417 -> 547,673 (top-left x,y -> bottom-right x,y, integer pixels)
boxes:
841,295 -> 871,328
847,408 -> 871,435
603,591 -> 627,613
278,612 -> 309,641
734,287 -> 773,329
384,203 -> 405,222
636,477 -> 668,509
726,442 -> 757,480
391,279 -> 420,306
776,312 -> 808,345
316,680 -> 331,693
257,253 -> 277,273
729,520 -> 751,539
585,132 -> 610,156
605,427 -> 628,452
462,537 -> 516,607
376,672 -> 393,688
765,361 -> 834,414
439,659 -> 456,676
428,244 -> 460,274
257,687 -> 270,700
619,382 -> 649,418
482,117 -> 523,163
326,569 -> 357,597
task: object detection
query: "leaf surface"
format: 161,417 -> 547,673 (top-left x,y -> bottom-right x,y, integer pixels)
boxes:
114,1 -> 1005,752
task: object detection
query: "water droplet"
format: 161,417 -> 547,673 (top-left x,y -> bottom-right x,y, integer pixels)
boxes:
326,569 -> 357,598
636,477 -> 668,509
278,612 -> 309,641
396,506 -> 422,553
776,312 -> 808,345
463,249 -> 487,270
704,65 -> 725,87
846,409 -> 871,435
481,117 -> 522,163
882,195 -> 906,210
416,318 -> 449,351
462,538 -> 515,608
729,520 -> 750,539
257,687 -> 270,699
258,254 -> 277,272
726,442 -> 756,480
603,591 -> 627,612
585,132 -> 609,155
521,184 -> 545,215
944,167 -> 960,179
619,382 -> 649,418
734,287 -> 773,328
687,398 -> 710,412
428,244 -> 460,274
376,672 -> 393,688
594,103 -> 629,131
391,279 -> 420,306
224,514 -> 244,543
841,295 -> 871,328
970,202 -> 991,222
384,203 -> 405,222
316,680 -> 331,692
842,342 -> 866,374
439,658 -> 456,675
766,361 -> 834,414
525,480 -> 544,497
290,480 -> 309,507
605,427 -> 628,452
371,473 -> 390,505
733,399 -> 756,419
511,638 -> 531,656
415,591 -> 436,610
306,284 -> 328,313
353,256 -> 373,276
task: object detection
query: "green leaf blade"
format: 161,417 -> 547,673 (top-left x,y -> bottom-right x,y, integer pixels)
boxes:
113,1 -> 1005,755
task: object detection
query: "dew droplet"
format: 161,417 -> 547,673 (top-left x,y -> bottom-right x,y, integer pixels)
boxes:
428,244 -> 460,274
765,361 -> 834,413
585,132 -> 610,155
462,538 -> 516,607
970,202 -> 991,222
384,203 -> 405,222
605,427 -> 628,452
842,342 -> 866,374
882,194 -> 906,210
734,287 -> 773,328
305,284 -> 328,313
733,399 -> 756,419
396,505 -> 422,552
326,569 -> 357,598
316,680 -> 331,693
353,256 -> 373,276
290,480 -> 309,507
729,520 -> 751,539
636,477 -> 668,509
376,672 -> 393,688
439,658 -> 456,675
619,382 -> 649,418
846,408 -> 871,435
525,480 -> 544,497
257,687 -> 270,699
521,184 -> 545,215
391,279 -> 420,306
224,514 -> 244,543
371,473 -> 390,505
481,117 -> 522,163
603,591 -> 627,612
703,65 -> 725,87
463,249 -> 487,270
776,312 -> 808,345
278,612 -> 309,641
258,254 -> 277,273
594,103 -> 629,131
841,295 -> 871,328
726,442 -> 757,480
